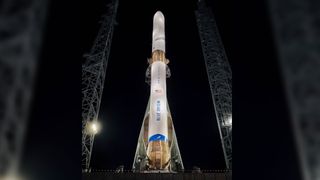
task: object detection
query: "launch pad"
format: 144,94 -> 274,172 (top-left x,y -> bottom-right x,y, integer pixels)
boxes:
83,171 -> 232,180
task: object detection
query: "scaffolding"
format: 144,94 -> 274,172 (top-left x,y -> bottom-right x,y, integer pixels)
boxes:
195,0 -> 232,169
268,0 -> 320,179
0,0 -> 48,178
81,0 -> 118,171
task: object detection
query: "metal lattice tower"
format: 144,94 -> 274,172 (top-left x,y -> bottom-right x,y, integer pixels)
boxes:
0,0 -> 48,178
82,0 -> 118,172
267,0 -> 320,179
195,0 -> 232,169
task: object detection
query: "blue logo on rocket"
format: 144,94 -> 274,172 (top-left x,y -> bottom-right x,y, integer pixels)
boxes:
149,134 -> 167,142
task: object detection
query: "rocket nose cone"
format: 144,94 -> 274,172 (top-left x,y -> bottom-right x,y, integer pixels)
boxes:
152,11 -> 165,52
154,11 -> 165,22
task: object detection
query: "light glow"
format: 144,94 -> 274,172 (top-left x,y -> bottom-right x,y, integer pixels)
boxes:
224,115 -> 232,127
1,174 -> 25,180
87,121 -> 101,135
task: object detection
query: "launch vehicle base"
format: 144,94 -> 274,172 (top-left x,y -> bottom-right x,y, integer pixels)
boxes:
132,99 -> 184,172
147,140 -> 170,170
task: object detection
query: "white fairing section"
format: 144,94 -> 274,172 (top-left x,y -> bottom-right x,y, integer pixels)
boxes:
148,61 -> 168,141
152,11 -> 165,53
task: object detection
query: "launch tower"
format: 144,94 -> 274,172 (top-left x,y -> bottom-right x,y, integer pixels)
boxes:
0,0 -> 48,179
82,0 -> 118,172
195,0 -> 232,169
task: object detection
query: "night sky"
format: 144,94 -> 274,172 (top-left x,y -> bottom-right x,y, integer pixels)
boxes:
88,0 -> 225,170
18,0 -> 302,179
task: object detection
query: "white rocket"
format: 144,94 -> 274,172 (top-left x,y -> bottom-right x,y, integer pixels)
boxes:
146,11 -> 170,170
148,11 -> 168,142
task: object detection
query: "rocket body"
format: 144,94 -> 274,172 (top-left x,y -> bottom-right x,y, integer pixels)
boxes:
148,11 -> 168,142
147,11 -> 170,170
148,61 -> 168,142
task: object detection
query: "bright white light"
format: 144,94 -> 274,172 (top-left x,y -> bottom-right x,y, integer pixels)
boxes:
224,115 -> 232,127
92,123 -> 97,133
87,121 -> 101,135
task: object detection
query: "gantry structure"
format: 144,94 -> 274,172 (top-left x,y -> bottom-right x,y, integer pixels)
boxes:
195,0 -> 232,169
0,0 -> 48,178
82,0 -> 118,172
268,0 -> 320,179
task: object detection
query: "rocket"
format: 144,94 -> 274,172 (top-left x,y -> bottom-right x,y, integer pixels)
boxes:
146,11 -> 170,170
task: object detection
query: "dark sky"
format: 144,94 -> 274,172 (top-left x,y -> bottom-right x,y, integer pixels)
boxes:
88,0 -> 225,170
18,0 -> 302,179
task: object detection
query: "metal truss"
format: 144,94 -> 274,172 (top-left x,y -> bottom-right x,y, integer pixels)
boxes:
0,0 -> 48,178
195,0 -> 232,169
82,0 -> 118,172
267,0 -> 320,179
